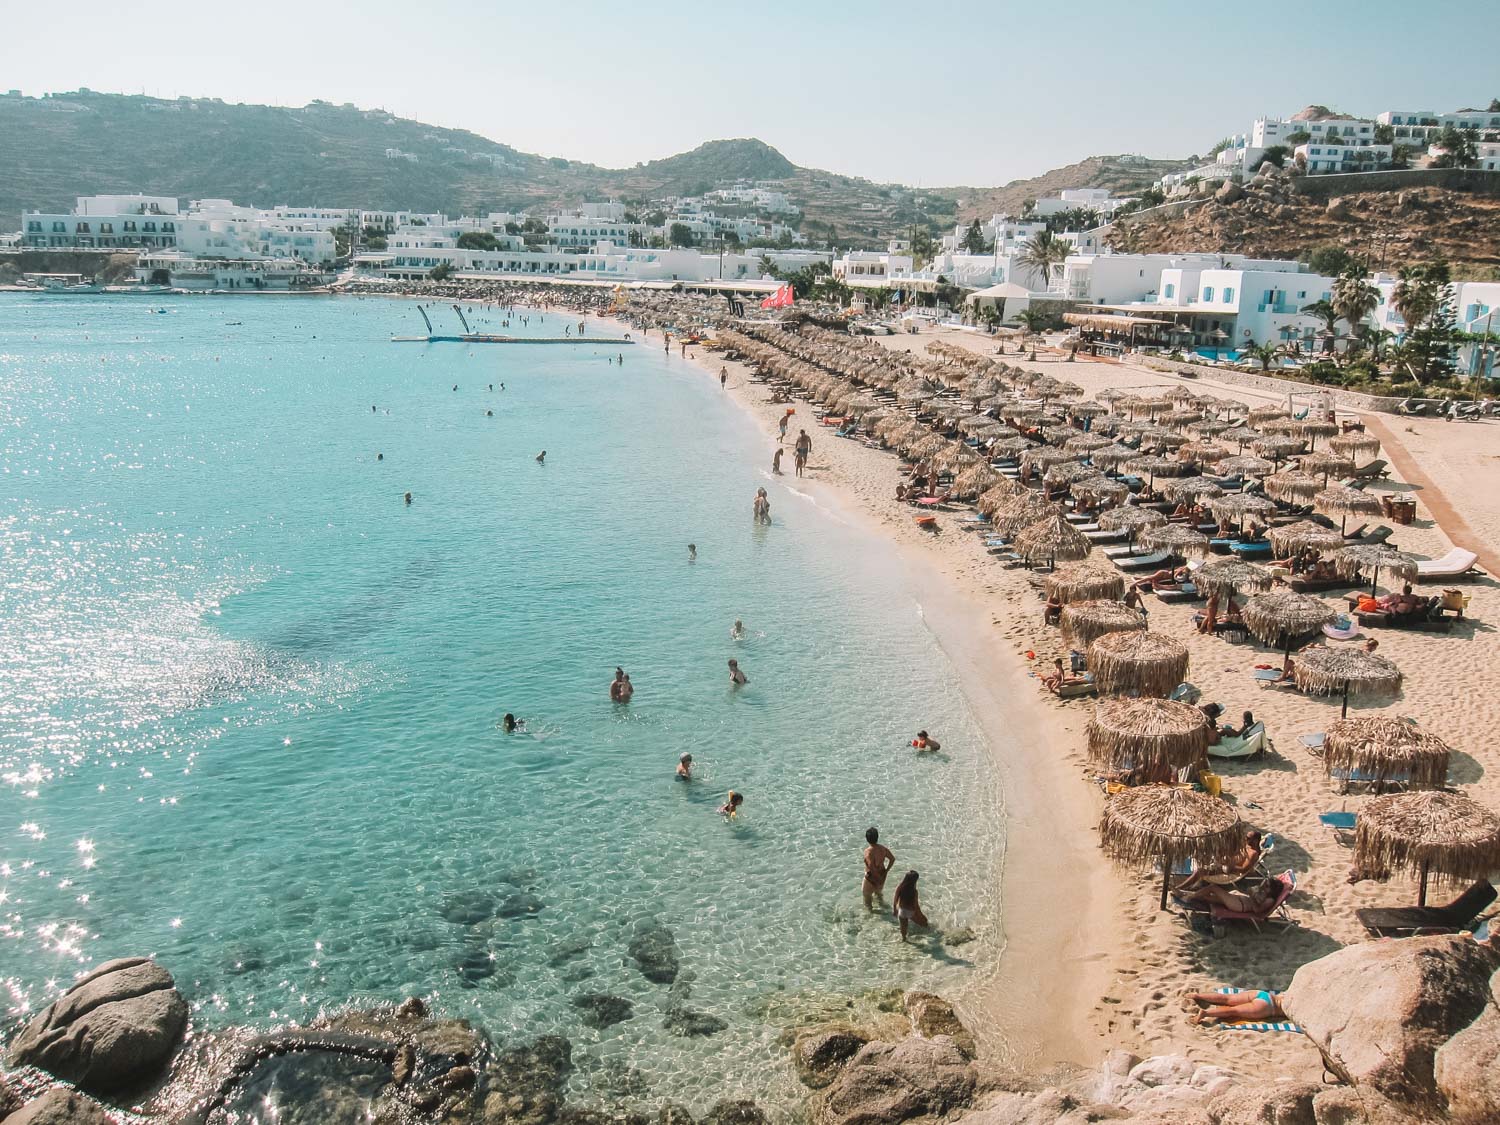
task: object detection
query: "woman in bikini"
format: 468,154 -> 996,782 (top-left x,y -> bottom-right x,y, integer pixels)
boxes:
1185,988 -> 1284,1026
891,870 -> 929,942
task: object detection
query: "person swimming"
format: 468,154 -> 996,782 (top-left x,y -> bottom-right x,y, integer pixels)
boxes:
377,453 -> 383,461
728,658 -> 747,687
730,619 -> 744,640
718,790 -> 744,819
501,713 -> 524,733
404,492 -> 413,505
688,543 -> 697,562
610,667 -> 626,702
677,753 -> 693,780
535,450 -> 546,464
912,730 -> 941,752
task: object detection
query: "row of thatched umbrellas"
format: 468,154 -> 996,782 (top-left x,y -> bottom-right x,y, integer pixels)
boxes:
723,320 -> 1497,914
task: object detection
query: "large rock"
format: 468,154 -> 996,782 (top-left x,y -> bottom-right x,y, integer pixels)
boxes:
1215,182 -> 1246,205
1207,1080 -> 1318,1125
1434,998 -> 1500,1124
6,957 -> 188,1095
793,1027 -> 870,1088
572,993 -> 633,1030
817,1036 -> 975,1125
3,1088 -> 113,1125
484,1034 -> 574,1125
1283,934 -> 1499,1104
1126,1054 -> 1195,1088
901,992 -> 975,1059
627,926 -> 679,985
1,1076 -> 21,1119
1309,1086 -> 1413,1124
700,1101 -> 766,1125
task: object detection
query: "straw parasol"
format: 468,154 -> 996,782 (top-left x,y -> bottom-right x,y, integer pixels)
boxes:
1247,407 -> 1288,427
1046,561 -> 1127,604
1298,451 -> 1356,482
1160,477 -> 1224,504
1354,791 -> 1500,907
951,462 -> 1003,499
1268,520 -> 1346,557
993,494 -> 1057,537
1177,441 -> 1231,465
1207,494 -> 1278,531
1073,478 -> 1129,508
1253,436 -> 1307,464
1087,630 -> 1190,698
1088,443 -> 1139,469
1293,645 -> 1403,718
1328,544 -> 1420,595
1097,505 -> 1167,541
1015,512 -> 1092,566
1065,434 -> 1113,455
1021,447 -> 1073,472
1140,524 -> 1212,559
1061,599 -> 1146,648
1196,558 -> 1274,595
1125,455 -> 1189,488
1313,485 -> 1383,534
1088,696 -> 1210,770
1242,590 -> 1336,654
976,480 -> 1022,515
1216,455 -> 1275,479
1099,785 -> 1243,909
1297,419 -> 1340,448
1044,461 -> 1104,487
1324,716 -> 1452,793
1219,424 -> 1263,449
1262,471 -> 1322,505
1330,433 -> 1382,460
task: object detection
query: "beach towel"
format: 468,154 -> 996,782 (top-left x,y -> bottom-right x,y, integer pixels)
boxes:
1212,987 -> 1301,1033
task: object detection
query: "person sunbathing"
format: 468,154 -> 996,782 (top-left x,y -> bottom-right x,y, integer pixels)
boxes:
1176,829 -> 1263,894
1135,566 -> 1190,592
1042,657 -> 1087,693
1220,709 -> 1256,740
1169,501 -> 1194,520
1182,875 -> 1282,916
1185,988 -> 1284,1027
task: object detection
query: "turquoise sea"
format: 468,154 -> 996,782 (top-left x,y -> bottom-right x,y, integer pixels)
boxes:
0,294 -> 1003,1115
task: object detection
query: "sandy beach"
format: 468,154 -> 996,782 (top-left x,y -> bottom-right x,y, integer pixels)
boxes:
669,319 -> 1500,1081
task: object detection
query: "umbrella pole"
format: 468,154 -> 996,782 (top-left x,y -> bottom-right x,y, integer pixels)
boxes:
1341,681 -> 1351,719
1160,863 -> 1171,911
1419,862 -> 1429,909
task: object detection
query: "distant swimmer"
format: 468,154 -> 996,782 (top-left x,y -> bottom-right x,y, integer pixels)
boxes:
489,384 -> 494,391
453,384 -> 458,391
502,713 -> 525,733
688,543 -> 697,562
621,673 -> 633,702
501,383 -> 505,391
911,730 -> 941,752
372,405 -> 377,413
730,619 -> 744,640
677,753 -> 693,780
618,354 -> 623,364
753,488 -> 770,524
718,790 -> 744,819
486,410 -> 494,417
610,668 -> 625,701
772,448 -> 784,475
377,452 -> 384,461
404,492 -> 413,505
720,367 -> 728,388
535,450 -> 546,464
728,659 -> 747,687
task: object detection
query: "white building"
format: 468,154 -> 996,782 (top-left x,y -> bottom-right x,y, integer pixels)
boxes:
1378,108 -> 1500,144
546,213 -> 642,249
1294,141 -> 1394,174
1426,140 -> 1500,171
22,194 -> 181,249
832,251 -> 914,285
1031,188 -> 1135,218
175,199 -> 336,263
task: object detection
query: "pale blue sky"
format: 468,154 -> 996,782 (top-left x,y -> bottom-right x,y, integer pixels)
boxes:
4,0 -> 1493,185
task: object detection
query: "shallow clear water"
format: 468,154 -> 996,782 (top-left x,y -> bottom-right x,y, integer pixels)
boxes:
0,294 -> 1004,1115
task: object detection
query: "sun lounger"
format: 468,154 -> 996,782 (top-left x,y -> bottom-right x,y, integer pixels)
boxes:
1300,732 -> 1326,754
1084,529 -> 1129,544
1053,677 -> 1097,699
1252,668 -> 1288,683
1350,525 -> 1394,547
1340,522 -> 1369,541
1415,548 -> 1481,581
1356,880 -> 1496,937
1228,541 -> 1273,559
1318,811 -> 1357,844
1102,543 -> 1146,558
1346,459 -> 1389,480
1288,575 -> 1351,593
1153,583 -> 1200,603
1209,722 -> 1268,760
1113,551 -> 1172,572
1208,870 -> 1297,934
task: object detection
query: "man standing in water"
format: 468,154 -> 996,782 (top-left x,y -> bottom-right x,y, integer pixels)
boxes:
862,828 -> 895,911
728,658 -> 747,687
753,488 -> 770,524
772,447 -> 784,475
794,429 -> 812,477
720,366 -> 728,388
610,668 -> 626,702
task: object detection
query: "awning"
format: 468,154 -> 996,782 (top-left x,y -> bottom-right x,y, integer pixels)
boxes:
966,282 -> 1034,301
1063,313 -> 1177,329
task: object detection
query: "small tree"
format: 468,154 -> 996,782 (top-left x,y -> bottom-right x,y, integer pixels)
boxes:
1259,145 -> 1291,168
1373,123 -> 1395,145
668,223 -> 696,247
1284,130 -> 1312,145
962,218 -> 988,254
429,262 -> 454,281
1305,245 -> 1359,276
456,231 -> 499,251
1431,126 -> 1479,168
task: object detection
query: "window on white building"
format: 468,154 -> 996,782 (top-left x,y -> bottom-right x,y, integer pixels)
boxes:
1164,283 -> 1175,298
1203,287 -> 1215,301
1223,287 -> 1235,302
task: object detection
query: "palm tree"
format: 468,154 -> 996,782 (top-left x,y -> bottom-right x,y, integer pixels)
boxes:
1301,299 -> 1340,356
1391,265 -> 1440,337
1331,270 -> 1379,345
1242,340 -> 1282,371
1018,231 -> 1071,291
1015,308 -> 1053,336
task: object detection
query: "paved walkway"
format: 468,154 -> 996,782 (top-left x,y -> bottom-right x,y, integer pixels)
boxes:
1362,412 -> 1498,575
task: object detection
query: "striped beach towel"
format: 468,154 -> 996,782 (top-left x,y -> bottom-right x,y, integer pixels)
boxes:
1213,987 -> 1301,1033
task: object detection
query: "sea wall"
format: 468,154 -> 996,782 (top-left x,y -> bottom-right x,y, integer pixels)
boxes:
1287,166 -> 1500,199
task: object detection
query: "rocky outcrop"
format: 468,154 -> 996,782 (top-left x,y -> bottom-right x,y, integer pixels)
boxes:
627,926 -> 680,985
6,957 -> 188,1096
572,994 -> 634,1030
1283,934 -> 1500,1105
793,1028 -> 871,1089
1214,181 -> 1245,205
900,993 -> 975,1059
2,1088 -> 113,1125
700,1101 -> 767,1125
1434,997 -> 1500,1124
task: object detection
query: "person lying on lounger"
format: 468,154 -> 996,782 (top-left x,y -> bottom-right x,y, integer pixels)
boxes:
1220,709 -> 1256,739
1134,566 -> 1191,592
1179,875 -> 1282,916
1185,988 -> 1284,1027
1175,829 -> 1263,894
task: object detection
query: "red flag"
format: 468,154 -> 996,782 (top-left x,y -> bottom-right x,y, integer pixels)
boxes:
759,288 -> 779,309
777,284 -> 795,307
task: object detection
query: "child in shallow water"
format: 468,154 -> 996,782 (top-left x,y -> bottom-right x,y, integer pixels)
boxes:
718,790 -> 744,819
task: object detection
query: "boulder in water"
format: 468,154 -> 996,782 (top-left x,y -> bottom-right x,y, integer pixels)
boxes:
572,993 -> 634,1030
441,891 -> 498,924
661,1006 -> 727,1038
6,956 -> 188,1095
3,1088 -> 113,1125
816,1036 -> 975,1125
793,1027 -> 871,1088
627,925 -> 680,984
701,1100 -> 768,1125
902,992 -> 975,1059
497,892 -> 545,919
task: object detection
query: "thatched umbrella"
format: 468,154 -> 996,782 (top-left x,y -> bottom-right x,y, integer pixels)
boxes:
1088,697 -> 1211,773
1140,524 -> 1212,559
1196,559 -> 1274,595
1297,419 -> 1340,448
1073,478 -> 1129,508
1219,425 -> 1262,450
1087,630 -> 1190,698
1293,645 -> 1403,718
1046,561 -> 1127,604
1298,451 -> 1356,483
1065,435 -> 1113,455
1160,477 -> 1224,505
951,463 -> 1003,499
1354,791 -> 1500,907
1313,485 -> 1383,534
1021,447 -> 1073,473
1015,512 -> 1092,567
1247,407 -> 1288,427
1242,590 -> 1336,655
1188,419 -> 1232,438
1330,433 -> 1382,460
1126,455 -> 1189,489
1097,505 -> 1166,543
905,432 -> 950,460
1099,785 -> 1243,909
1253,436 -> 1307,465
991,435 -> 1035,459
976,481 -> 1022,515
1268,520 -> 1346,556
1044,461 -> 1104,488
1262,471 -> 1322,505
1324,716 -> 1452,794
993,494 -> 1057,537
1217,455 -> 1275,479
1328,544 -> 1420,595
1061,599 -> 1146,648
1208,494 -> 1278,533
1177,441 -> 1231,465
1088,443 -> 1139,470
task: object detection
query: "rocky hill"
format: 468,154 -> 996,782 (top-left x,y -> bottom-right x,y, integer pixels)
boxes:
1111,173 -> 1500,274
951,155 -> 1191,221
